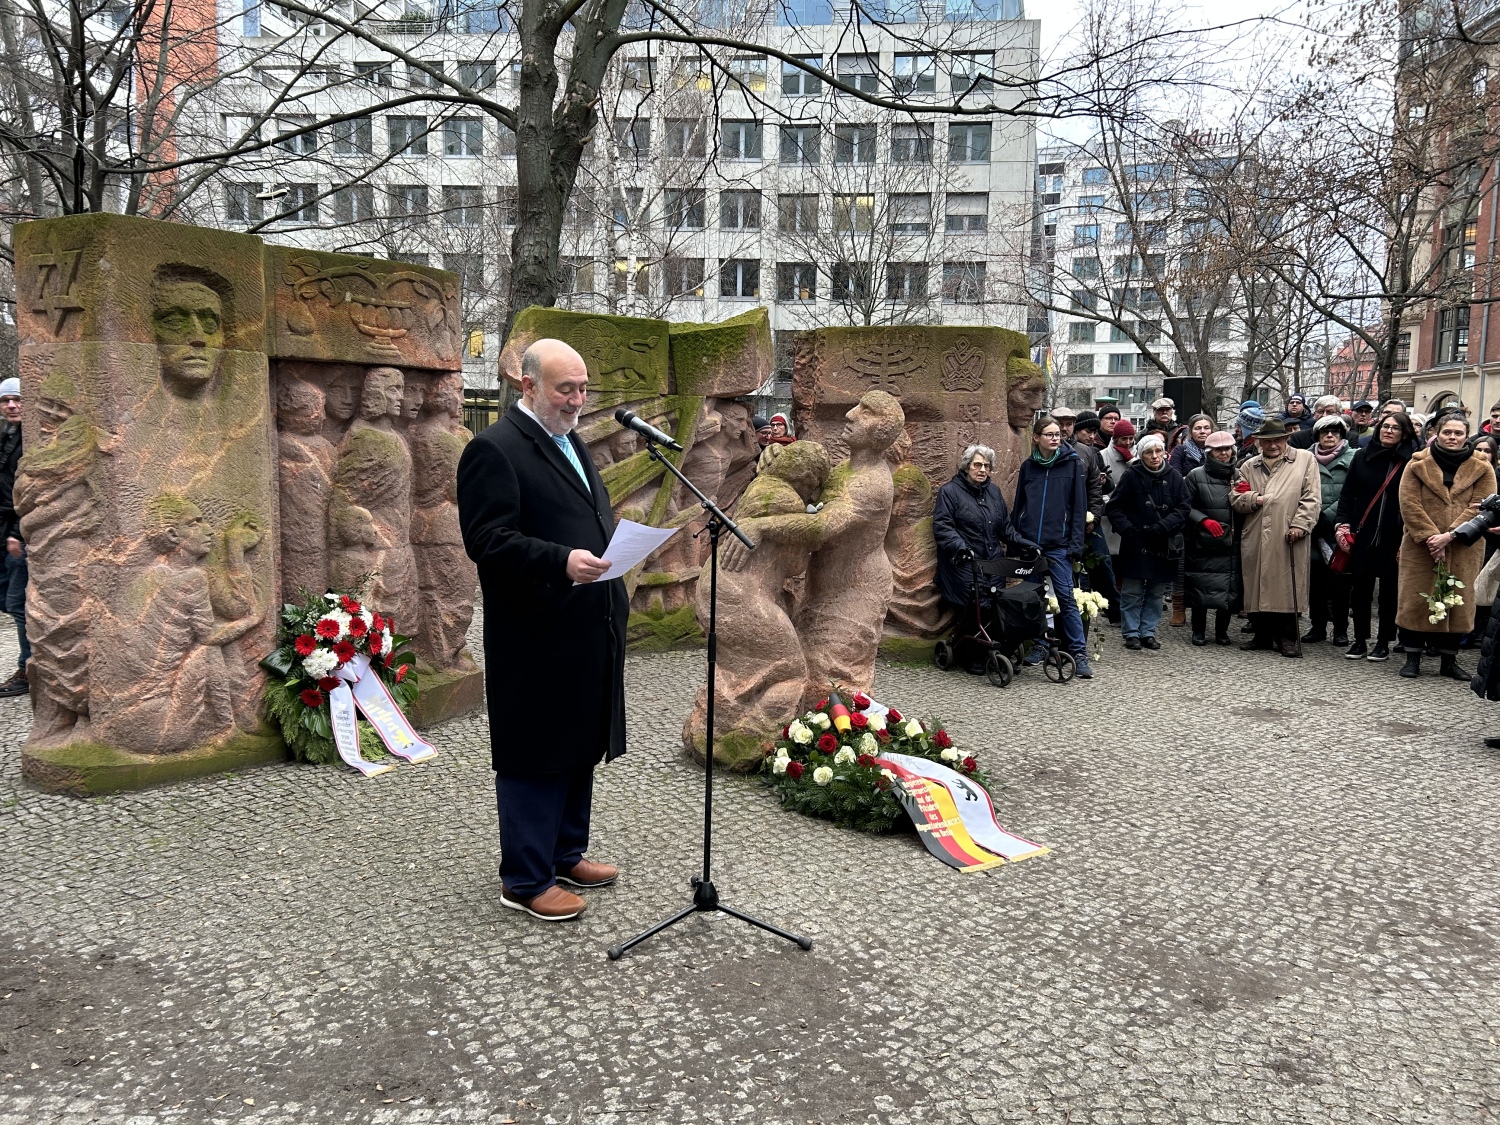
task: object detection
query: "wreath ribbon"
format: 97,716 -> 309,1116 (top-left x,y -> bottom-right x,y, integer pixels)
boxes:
329,654 -> 436,776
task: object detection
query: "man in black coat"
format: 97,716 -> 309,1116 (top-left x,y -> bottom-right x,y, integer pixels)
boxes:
0,377 -> 26,699
457,339 -> 628,923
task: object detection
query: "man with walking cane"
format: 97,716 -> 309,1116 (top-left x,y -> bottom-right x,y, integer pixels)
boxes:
1229,418 -> 1321,657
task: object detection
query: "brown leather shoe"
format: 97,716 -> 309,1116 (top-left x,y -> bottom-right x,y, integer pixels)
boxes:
1240,634 -> 1273,651
557,859 -> 618,888
1278,636 -> 1302,658
501,885 -> 586,921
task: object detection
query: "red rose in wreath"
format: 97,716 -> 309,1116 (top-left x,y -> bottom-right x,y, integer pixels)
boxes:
850,712 -> 869,730
934,729 -> 953,749
852,692 -> 871,710
299,688 -> 324,708
856,753 -> 876,768
816,697 -> 829,710
886,707 -> 903,723
816,732 -> 837,753
786,761 -> 805,780
781,725 -> 790,739
962,756 -> 978,773
294,634 -> 317,656
333,639 -> 357,664
875,728 -> 891,743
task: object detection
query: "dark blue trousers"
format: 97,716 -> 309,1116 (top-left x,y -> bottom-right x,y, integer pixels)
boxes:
495,768 -> 593,899
3,550 -> 27,671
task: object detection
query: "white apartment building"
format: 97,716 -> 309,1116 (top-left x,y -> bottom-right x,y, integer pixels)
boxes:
1032,137 -> 1267,422
200,0 -> 1039,392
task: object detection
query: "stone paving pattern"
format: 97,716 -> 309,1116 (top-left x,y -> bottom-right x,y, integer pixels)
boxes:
2,612 -> 1499,1124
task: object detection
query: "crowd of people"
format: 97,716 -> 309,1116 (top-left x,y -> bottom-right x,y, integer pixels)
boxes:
930,393 -> 1500,720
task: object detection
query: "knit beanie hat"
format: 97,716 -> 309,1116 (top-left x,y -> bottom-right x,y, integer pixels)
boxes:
1073,409 -> 1100,433
1237,401 -> 1265,435
1135,434 -> 1166,457
1111,418 -> 1136,441
0,378 -> 18,399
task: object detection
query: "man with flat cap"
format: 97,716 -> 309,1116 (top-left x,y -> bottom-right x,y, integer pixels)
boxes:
457,338 -> 627,922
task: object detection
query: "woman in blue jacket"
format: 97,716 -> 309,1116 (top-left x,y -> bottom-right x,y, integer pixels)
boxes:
1012,415 -> 1092,678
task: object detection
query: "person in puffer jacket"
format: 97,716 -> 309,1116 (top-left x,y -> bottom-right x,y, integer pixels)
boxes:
1183,430 -> 1240,646
1011,415 -> 1093,678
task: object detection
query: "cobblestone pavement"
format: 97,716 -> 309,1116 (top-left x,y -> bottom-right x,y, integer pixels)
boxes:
2,616 -> 1499,1125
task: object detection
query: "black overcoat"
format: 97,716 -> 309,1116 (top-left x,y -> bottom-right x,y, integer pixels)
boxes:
1334,442 -> 1414,579
457,404 -> 628,778
1183,458 -> 1238,610
931,473 -> 1026,607
1105,461 -> 1190,584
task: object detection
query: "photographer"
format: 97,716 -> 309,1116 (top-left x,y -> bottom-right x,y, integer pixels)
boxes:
1456,494 -> 1500,725
1104,434 -> 1190,651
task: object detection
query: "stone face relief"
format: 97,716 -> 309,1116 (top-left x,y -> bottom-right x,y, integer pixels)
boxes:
329,366 -> 416,630
151,269 -> 227,398
409,372 -> 477,672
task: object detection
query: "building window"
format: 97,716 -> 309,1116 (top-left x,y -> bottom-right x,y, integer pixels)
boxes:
777,262 -> 818,301
1114,222 -> 1134,243
942,261 -> 985,304
663,257 -> 706,298
1081,167 -> 1107,185
1108,352 -> 1136,374
1445,219 -> 1478,274
891,123 -> 933,164
833,193 -> 874,232
778,193 -> 818,232
950,51 -> 994,95
1066,353 -> 1094,375
443,185 -> 483,227
834,124 -> 876,164
444,117 -> 483,156
664,187 -> 706,229
891,193 -> 930,234
387,184 -> 429,219
331,116 -> 372,155
614,117 -> 650,157
445,253 -> 483,297
1438,305 -> 1470,364
665,118 -> 706,159
611,187 -> 643,229
1070,256 -> 1100,280
720,190 -> 762,230
721,120 -> 763,160
1106,385 -> 1150,406
892,53 -> 936,95
728,54 -> 767,92
393,253 -> 430,267
1077,195 -> 1104,214
1073,224 -> 1099,246
886,261 -> 928,302
1138,319 -> 1162,343
621,57 -> 656,89
457,60 -> 496,89
670,57 -> 711,92
831,262 -> 872,300
225,183 -> 262,224
945,192 -> 988,232
559,258 -> 594,294
276,183 -> 319,223
1069,321 -> 1095,343
334,184 -> 375,223
274,116 -> 317,154
1395,331 -> 1412,371
388,116 -> 428,155
408,61 -> 444,90
564,190 -> 595,229
720,258 -> 760,298
782,55 -> 822,96
947,122 -> 991,163
1071,289 -> 1096,311
836,53 -> 877,94
355,61 -> 392,85
1109,323 -> 1131,342
612,258 -> 649,297
780,124 -> 820,165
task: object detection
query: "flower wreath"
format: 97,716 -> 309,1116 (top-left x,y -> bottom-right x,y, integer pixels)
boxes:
260,588 -> 419,764
760,689 -> 987,834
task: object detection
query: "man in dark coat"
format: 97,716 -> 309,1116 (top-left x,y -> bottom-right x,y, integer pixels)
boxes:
457,339 -> 628,923
0,377 -> 26,698
1105,434 -> 1190,649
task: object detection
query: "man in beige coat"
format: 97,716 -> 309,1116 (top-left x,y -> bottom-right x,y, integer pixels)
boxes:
1229,418 -> 1322,657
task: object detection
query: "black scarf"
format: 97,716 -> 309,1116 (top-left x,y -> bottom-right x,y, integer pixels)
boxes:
1203,455 -> 1234,482
1430,443 -> 1471,488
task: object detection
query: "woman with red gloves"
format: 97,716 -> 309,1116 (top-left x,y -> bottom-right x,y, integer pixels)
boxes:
1183,431 -> 1240,645
1334,411 -> 1417,660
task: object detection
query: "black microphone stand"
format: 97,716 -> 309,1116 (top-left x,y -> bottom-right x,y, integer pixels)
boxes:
607,437 -> 813,960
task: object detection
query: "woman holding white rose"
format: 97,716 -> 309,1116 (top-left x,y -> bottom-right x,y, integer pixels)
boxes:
1393,414 -> 1495,679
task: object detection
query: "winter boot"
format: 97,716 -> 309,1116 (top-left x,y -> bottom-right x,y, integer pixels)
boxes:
1440,653 -> 1472,682
1399,652 -> 1421,678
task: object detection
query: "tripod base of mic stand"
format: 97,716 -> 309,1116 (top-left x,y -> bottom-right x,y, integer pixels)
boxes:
606,877 -> 814,960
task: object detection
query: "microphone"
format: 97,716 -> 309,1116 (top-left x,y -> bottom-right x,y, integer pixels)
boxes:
614,408 -> 683,452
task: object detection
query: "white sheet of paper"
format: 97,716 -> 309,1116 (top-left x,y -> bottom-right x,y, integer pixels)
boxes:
577,519 -> 679,583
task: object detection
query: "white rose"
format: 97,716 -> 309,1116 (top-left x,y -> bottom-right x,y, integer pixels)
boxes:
904,719 -> 923,739
813,765 -> 833,786
772,756 -> 790,775
812,713 -> 831,731
789,720 -> 813,745
834,747 -> 856,764
775,745 -> 790,759
880,768 -> 896,782
858,732 -> 877,754
302,648 -> 338,679
867,713 -> 886,732
940,747 -> 961,763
